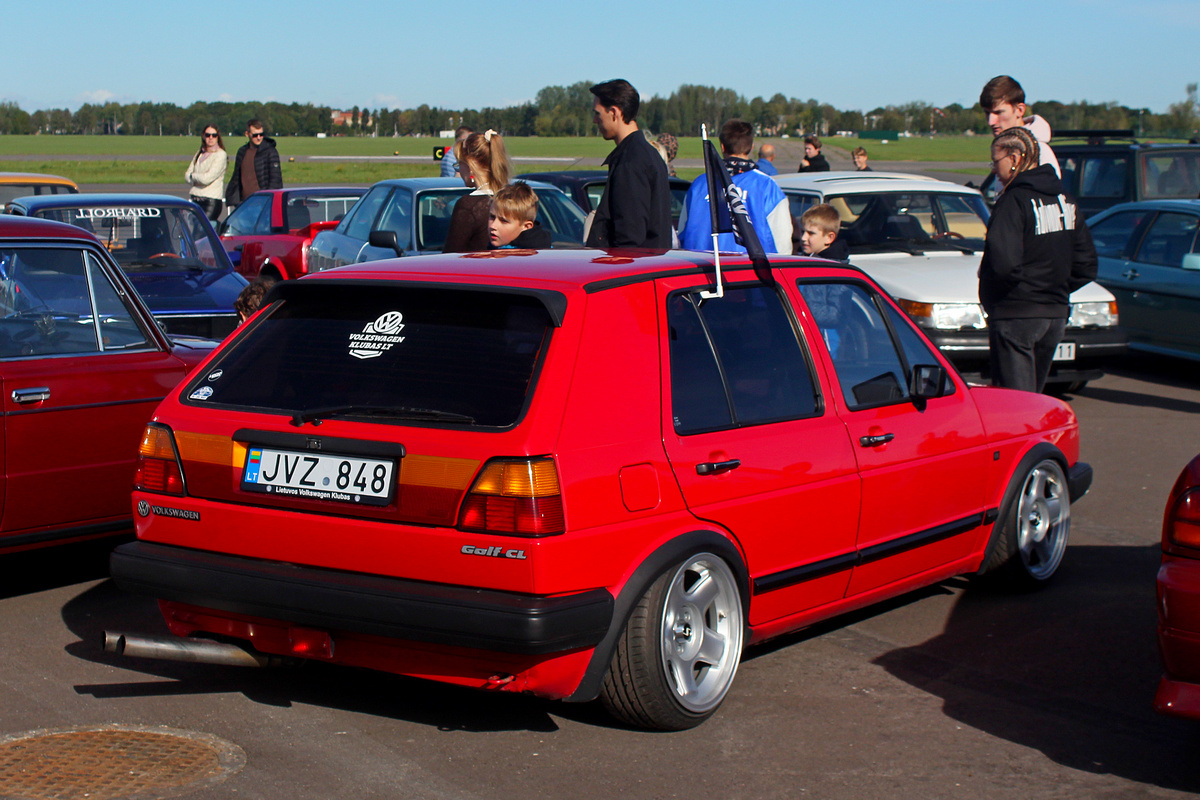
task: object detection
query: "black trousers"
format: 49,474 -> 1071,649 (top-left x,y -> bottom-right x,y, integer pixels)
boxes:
191,195 -> 224,222
988,317 -> 1066,393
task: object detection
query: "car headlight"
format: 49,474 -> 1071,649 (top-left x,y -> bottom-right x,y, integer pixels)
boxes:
897,299 -> 987,330
1068,301 -> 1119,327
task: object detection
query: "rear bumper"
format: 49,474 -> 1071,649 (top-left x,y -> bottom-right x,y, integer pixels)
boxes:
1155,556 -> 1200,720
110,541 -> 613,656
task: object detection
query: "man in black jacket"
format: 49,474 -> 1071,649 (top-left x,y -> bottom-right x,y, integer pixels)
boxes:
585,80 -> 672,249
225,119 -> 283,210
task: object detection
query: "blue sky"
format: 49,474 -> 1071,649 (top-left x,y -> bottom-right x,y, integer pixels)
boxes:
4,0 -> 1196,116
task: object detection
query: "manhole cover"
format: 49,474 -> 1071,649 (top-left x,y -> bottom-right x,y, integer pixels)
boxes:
0,724 -> 244,800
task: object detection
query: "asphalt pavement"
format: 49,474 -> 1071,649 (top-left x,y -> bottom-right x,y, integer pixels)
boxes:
2,354 -> 1199,800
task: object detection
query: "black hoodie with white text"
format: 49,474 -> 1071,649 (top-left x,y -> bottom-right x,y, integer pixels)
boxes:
979,164 -> 1097,320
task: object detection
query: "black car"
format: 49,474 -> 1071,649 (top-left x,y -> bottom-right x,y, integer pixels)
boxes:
519,170 -> 692,227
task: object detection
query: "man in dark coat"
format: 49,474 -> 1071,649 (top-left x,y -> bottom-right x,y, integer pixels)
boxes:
585,80 -> 672,249
225,118 -> 282,209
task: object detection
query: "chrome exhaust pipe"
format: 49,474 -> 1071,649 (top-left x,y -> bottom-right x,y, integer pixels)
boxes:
104,631 -> 296,668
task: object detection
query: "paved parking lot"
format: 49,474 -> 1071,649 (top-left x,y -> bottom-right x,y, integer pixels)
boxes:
2,354 -> 1199,800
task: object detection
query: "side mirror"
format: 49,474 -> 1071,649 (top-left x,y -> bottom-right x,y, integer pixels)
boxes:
910,364 -> 947,400
368,229 -> 404,257
1183,253 -> 1200,272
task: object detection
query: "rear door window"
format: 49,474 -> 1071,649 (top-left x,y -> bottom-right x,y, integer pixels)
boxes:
667,284 -> 819,435
1134,212 -> 1200,268
1089,210 -> 1150,258
186,283 -> 556,429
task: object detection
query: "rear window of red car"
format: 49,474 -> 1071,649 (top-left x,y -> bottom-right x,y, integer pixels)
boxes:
183,282 -> 556,429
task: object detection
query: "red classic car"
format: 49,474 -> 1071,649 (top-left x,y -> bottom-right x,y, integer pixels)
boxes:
0,216 -> 215,554
108,249 -> 1091,729
220,187 -> 365,281
1156,455 -> 1200,719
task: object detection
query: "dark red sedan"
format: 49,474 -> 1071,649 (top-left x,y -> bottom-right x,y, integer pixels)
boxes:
1156,455 -> 1200,719
220,187 -> 364,281
0,216 -> 215,554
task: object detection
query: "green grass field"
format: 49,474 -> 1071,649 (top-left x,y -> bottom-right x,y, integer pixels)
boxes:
0,134 -> 1002,184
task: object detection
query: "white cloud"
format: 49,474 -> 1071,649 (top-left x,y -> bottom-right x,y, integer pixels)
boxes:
74,89 -> 115,105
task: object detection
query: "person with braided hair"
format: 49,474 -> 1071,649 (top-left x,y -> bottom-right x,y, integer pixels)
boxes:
979,126 -> 1097,392
443,129 -> 512,252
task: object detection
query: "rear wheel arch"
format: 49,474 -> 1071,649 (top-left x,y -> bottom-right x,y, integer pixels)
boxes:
564,529 -> 749,705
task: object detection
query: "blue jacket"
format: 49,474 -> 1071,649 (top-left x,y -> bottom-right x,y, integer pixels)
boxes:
678,161 -> 792,254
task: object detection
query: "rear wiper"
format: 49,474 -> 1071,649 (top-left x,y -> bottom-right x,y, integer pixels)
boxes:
290,405 -> 476,426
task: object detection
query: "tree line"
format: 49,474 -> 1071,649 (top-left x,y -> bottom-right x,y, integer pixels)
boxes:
1,83 -> 1196,139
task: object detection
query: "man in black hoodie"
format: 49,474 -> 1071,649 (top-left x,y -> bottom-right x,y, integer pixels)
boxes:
225,119 -> 283,210
980,127 -> 1097,392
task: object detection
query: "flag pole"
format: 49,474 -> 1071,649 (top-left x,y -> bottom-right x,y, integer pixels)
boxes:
700,123 -> 724,300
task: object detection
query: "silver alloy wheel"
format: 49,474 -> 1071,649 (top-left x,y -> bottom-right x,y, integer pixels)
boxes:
658,554 -> 744,714
1016,459 -> 1071,580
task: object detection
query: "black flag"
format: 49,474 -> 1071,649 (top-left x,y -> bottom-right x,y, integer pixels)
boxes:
702,138 -> 772,281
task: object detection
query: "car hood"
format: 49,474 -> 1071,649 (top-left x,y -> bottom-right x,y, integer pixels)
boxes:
849,251 -> 1114,304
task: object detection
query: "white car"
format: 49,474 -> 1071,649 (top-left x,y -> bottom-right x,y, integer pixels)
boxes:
774,172 -> 1126,390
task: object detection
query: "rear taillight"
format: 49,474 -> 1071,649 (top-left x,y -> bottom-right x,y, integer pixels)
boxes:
458,457 -> 564,536
135,423 -> 186,496
1165,456 -> 1200,551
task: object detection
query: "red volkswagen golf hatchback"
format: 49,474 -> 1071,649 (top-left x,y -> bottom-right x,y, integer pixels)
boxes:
108,248 -> 1092,729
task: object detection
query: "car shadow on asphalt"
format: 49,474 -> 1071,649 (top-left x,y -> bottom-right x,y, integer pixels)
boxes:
61,578 -> 589,734
870,544 -> 1200,793
0,536 -> 130,600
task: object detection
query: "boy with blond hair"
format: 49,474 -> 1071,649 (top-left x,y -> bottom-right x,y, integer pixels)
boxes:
798,203 -> 849,261
487,182 -> 551,249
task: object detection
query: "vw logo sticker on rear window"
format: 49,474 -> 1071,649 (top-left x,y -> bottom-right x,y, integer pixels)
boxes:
348,311 -> 406,360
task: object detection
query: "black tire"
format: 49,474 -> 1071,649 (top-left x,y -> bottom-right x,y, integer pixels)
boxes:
978,456 -> 1071,586
600,553 -> 744,730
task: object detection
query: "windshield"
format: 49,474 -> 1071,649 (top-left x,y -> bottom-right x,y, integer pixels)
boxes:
187,283 -> 554,428
1141,151 -> 1200,199
33,204 -> 230,272
824,191 -> 990,254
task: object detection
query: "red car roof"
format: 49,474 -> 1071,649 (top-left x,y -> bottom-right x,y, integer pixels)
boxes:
299,248 -> 793,292
0,214 -> 101,242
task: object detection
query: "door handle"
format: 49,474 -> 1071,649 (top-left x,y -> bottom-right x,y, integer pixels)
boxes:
1122,268 -> 1139,280
859,433 -> 895,447
696,459 -> 741,475
12,387 -> 50,404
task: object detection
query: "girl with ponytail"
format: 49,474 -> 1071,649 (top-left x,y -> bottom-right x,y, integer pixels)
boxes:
443,129 -> 513,252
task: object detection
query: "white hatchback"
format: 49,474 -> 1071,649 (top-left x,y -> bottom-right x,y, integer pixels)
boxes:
774,172 -> 1126,391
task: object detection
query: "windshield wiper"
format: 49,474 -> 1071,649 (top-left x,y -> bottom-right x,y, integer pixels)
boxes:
290,405 -> 476,426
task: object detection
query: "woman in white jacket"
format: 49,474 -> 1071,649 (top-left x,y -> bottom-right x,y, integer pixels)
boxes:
186,125 -> 228,221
